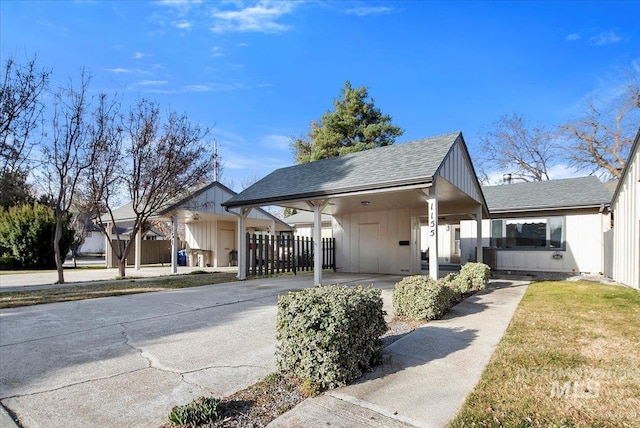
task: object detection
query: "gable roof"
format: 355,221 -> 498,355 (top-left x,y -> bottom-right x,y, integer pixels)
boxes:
612,127 -> 640,204
223,132 -> 464,208
483,176 -> 612,213
103,181 -> 287,227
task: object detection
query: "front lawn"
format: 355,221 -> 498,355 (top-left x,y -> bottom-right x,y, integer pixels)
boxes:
0,272 -> 238,308
449,280 -> 640,427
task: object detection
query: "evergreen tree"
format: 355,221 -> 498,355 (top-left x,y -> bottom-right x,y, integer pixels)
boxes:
0,204 -> 73,269
292,81 -> 403,163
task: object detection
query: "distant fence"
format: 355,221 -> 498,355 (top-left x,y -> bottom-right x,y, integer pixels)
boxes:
246,233 -> 335,276
107,239 -> 172,267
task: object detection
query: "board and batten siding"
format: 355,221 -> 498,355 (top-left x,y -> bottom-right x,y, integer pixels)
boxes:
462,212 -> 607,274
419,225 -> 454,264
612,141 -> 640,289
293,224 -> 333,239
183,185 -> 235,215
437,141 -> 483,203
333,208 -> 420,275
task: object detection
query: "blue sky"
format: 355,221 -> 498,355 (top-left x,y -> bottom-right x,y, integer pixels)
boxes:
2,0 -> 638,189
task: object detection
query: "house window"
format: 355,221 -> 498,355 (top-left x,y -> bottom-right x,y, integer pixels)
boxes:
491,216 -> 565,250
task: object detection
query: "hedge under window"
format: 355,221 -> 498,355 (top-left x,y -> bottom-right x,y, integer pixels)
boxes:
491,216 -> 564,249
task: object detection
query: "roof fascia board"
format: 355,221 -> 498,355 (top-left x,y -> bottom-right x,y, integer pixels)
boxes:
612,127 -> 640,203
223,179 -> 434,209
490,204 -> 607,214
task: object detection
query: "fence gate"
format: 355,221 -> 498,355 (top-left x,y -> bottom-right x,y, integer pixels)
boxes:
245,233 -> 335,277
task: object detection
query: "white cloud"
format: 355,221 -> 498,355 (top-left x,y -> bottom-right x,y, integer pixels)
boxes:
590,31 -> 622,46
184,84 -> 212,92
345,6 -> 395,16
158,0 -> 202,10
173,20 -> 192,30
136,80 -> 169,86
146,82 -> 244,94
566,33 -> 580,41
546,163 -> 585,180
223,151 -> 288,170
210,1 -> 296,34
105,67 -> 131,73
133,52 -> 151,59
261,134 -> 291,150
211,46 -> 225,57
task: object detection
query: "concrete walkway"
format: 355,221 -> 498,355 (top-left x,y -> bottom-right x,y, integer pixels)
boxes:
269,279 -> 529,428
0,273 -> 528,428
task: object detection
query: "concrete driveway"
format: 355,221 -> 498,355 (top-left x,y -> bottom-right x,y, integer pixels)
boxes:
0,273 -> 401,428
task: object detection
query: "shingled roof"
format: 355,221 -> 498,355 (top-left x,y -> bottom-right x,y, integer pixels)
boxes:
483,176 -> 612,213
223,132 -> 462,208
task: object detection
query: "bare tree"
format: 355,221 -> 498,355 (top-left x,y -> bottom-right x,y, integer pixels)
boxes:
560,74 -> 639,178
42,71 -> 98,283
0,56 -> 50,206
92,99 -> 211,277
476,113 -> 557,183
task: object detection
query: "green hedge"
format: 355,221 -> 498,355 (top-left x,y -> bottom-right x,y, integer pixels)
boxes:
276,285 -> 387,390
0,204 -> 73,269
459,262 -> 491,291
392,275 -> 451,321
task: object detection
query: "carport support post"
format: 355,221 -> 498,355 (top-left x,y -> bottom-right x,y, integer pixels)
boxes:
475,205 -> 483,263
134,228 -> 142,271
171,214 -> 178,274
310,200 -> 329,285
236,208 -> 252,280
427,193 -> 439,280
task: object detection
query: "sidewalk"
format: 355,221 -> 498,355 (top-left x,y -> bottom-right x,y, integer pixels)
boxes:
0,265 -> 238,291
269,279 -> 529,428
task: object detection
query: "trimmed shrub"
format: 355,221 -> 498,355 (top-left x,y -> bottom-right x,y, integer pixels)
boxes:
459,262 -> 491,291
392,275 -> 451,321
276,285 -> 387,390
438,273 -> 463,304
0,204 -> 73,269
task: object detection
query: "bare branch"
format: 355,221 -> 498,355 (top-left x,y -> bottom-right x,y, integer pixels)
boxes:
560,71 -> 640,178
476,112 -> 558,183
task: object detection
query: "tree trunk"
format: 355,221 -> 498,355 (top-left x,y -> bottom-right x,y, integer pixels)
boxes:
118,257 -> 126,278
54,211 -> 65,284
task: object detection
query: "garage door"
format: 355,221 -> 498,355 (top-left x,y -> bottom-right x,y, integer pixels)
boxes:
359,223 -> 380,273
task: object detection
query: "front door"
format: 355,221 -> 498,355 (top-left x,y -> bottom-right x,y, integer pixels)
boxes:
451,226 -> 461,264
359,223 -> 380,273
217,229 -> 235,267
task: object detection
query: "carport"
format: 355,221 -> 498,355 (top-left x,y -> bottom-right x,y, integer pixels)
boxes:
103,181 -> 290,272
223,132 -> 489,284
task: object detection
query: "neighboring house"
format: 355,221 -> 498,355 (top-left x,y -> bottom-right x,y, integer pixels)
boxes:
609,128 -> 640,289
104,181 -> 291,270
462,176 -> 612,275
78,222 -> 105,255
223,132 -> 489,283
284,211 -> 333,238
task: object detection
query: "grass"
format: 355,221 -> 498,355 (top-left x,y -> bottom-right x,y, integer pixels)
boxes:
449,280 -> 640,428
0,272 -> 238,309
